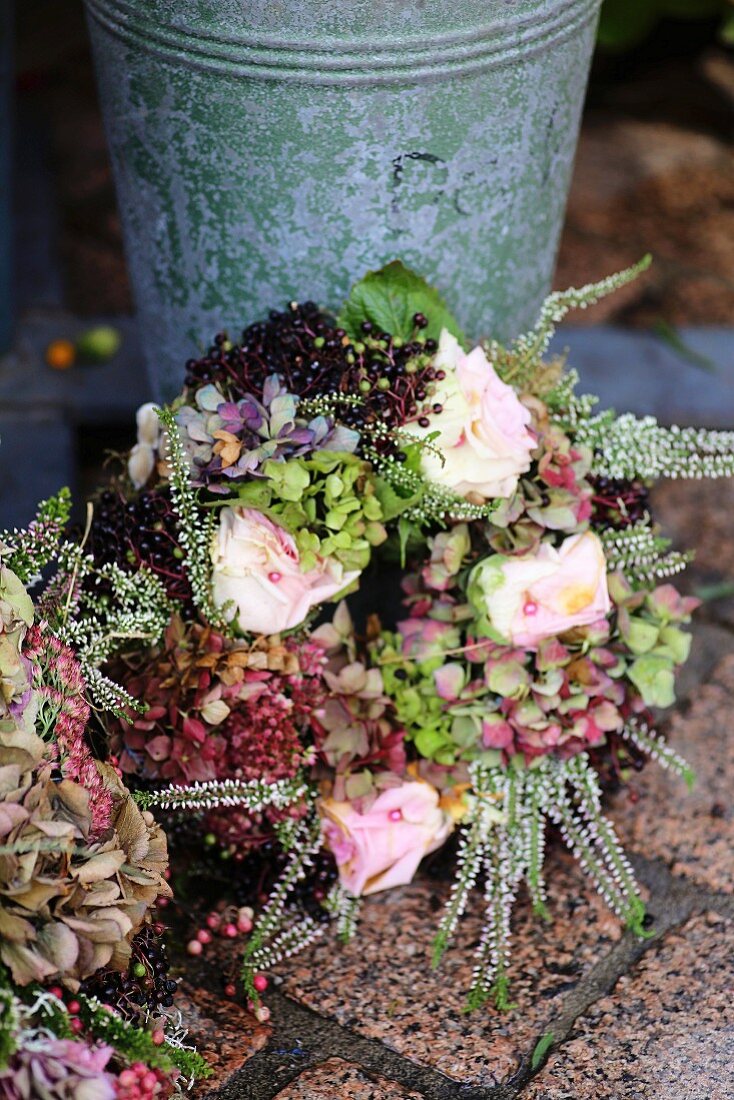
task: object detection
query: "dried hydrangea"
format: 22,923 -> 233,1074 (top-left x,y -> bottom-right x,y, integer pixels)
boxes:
311,603 -> 407,807
0,562 -> 37,742
0,761 -> 170,986
177,376 -> 359,491
488,405 -> 594,554
107,616 -> 323,787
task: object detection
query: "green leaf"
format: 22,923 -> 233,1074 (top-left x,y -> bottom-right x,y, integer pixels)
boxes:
374,476 -> 424,521
338,260 -> 466,345
652,320 -> 718,374
531,1032 -> 554,1070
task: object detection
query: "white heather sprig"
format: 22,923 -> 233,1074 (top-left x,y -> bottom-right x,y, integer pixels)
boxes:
133,775 -> 311,813
621,719 -> 695,789
54,561 -> 173,715
488,255 -> 651,368
241,813 -> 324,1003
578,413 -> 734,481
157,406 -> 226,627
432,753 -> 657,1008
323,883 -> 361,942
601,522 -> 693,583
370,445 -> 493,526
0,488 -> 71,587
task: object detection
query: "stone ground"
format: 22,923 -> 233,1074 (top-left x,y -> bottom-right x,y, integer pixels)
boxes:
171,478 -> 734,1100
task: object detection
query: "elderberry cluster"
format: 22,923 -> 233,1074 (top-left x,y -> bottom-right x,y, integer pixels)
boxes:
89,488 -> 193,608
182,302 -> 445,459
80,925 -> 178,1023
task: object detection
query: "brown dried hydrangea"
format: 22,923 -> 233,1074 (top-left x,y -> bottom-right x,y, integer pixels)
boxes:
0,758 -> 170,988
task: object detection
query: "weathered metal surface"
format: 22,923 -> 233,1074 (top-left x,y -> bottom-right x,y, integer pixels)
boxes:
84,0 -> 601,400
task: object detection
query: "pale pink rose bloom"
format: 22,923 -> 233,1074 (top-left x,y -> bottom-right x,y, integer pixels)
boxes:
412,330 -> 535,500
478,531 -> 611,648
320,780 -> 452,897
211,507 -> 359,635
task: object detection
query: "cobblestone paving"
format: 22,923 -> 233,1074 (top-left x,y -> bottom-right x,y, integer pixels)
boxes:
178,483 -> 734,1099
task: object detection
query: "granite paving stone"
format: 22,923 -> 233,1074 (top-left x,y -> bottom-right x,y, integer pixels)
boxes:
175,981 -> 270,1096
608,652 -> 734,894
525,913 -> 734,1100
272,850 -> 622,1089
271,1058 -> 423,1099
652,479 -> 734,585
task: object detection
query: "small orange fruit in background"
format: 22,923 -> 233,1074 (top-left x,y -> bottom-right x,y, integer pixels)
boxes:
45,339 -> 76,370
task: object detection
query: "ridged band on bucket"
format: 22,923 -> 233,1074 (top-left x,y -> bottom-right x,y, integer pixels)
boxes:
85,0 -> 600,84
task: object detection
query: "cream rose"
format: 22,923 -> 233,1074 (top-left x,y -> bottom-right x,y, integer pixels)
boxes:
471,531 -> 611,648
211,506 -> 359,636
320,780 -> 452,897
411,329 -> 535,500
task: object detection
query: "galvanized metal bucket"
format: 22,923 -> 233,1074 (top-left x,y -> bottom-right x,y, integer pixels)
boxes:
85,0 -> 601,401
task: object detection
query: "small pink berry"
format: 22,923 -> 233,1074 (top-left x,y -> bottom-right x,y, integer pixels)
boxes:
255,1005 -> 271,1023
70,1017 -> 83,1034
268,571 -> 282,583
186,939 -> 203,956
155,896 -> 169,908
142,1072 -> 158,1090
222,922 -> 238,938
48,985 -> 63,1000
236,914 -> 253,934
523,599 -> 538,616
224,982 -> 236,997
205,913 -> 220,930
118,1070 -> 137,1088
253,973 -> 268,993
196,928 -> 212,944
67,1000 -> 80,1015
131,1063 -> 147,1075
151,1029 -> 166,1046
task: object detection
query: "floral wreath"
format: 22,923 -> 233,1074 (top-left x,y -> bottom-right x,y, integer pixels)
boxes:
2,257 -> 733,1090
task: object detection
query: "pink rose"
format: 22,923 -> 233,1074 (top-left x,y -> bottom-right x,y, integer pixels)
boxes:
411,330 -> 535,500
211,507 -> 359,635
320,780 -> 452,897
471,531 -> 611,648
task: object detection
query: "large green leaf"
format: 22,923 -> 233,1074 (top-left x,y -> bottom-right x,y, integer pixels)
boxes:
338,260 -> 466,345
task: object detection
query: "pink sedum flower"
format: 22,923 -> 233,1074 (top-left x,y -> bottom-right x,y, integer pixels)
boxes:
412,330 -> 535,501
211,507 -> 359,635
320,779 -> 452,897
472,531 -> 611,648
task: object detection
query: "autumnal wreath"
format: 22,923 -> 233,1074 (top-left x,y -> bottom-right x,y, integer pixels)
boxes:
2,258 -> 731,1091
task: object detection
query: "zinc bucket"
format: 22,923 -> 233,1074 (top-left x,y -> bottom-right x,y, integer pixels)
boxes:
85,0 -> 601,400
